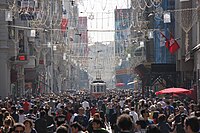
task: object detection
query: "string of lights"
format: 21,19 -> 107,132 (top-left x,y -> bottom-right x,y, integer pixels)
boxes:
131,0 -> 137,10
81,0 -> 88,12
116,0 -> 126,9
8,0 -> 17,17
145,0 -> 153,8
137,0 -> 146,11
101,0 -> 108,11
52,14 -> 60,26
39,1 -> 51,27
78,0 -> 131,13
34,1 -> 47,26
3,2 -> 198,23
150,0 -> 162,8
5,0 -> 196,15
2,0 -> 198,36
89,0 -> 95,11
52,0 -> 63,26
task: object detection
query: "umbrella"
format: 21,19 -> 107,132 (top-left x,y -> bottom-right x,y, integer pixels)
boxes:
155,87 -> 191,95
116,83 -> 125,87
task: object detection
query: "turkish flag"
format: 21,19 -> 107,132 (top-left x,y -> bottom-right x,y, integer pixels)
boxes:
168,33 -> 180,54
160,31 -> 180,54
61,18 -> 68,32
160,32 -> 170,49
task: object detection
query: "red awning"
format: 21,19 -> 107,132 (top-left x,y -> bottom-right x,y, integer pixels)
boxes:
116,83 -> 125,87
155,87 -> 191,95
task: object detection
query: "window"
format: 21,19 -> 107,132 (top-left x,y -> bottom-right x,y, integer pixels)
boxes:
94,86 -> 96,92
97,85 -> 100,92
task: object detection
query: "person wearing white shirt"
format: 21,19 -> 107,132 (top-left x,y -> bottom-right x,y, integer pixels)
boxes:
81,100 -> 90,110
56,100 -> 66,110
18,108 -> 26,123
130,107 -> 139,123
119,98 -> 125,108
70,113 -> 78,124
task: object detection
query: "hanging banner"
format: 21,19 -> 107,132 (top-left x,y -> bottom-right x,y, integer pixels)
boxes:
30,30 -> 36,37
61,18 -> 68,32
5,10 -> 12,21
163,12 -> 171,23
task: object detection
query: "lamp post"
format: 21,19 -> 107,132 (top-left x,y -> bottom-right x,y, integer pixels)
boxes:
50,0 -> 54,93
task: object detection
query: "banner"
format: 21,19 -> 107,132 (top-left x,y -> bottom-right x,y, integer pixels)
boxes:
61,18 -> 68,32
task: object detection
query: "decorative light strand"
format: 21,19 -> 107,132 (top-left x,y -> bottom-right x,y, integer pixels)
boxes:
145,0 -> 153,8
137,0 -> 146,11
131,0 -> 138,10
89,0 -> 95,11
82,0 -> 88,12
3,0 -> 199,35
150,0 -> 162,8
101,0 -> 108,11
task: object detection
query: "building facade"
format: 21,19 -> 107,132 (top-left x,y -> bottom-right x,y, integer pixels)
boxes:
128,0 -> 200,100
114,8 -> 132,89
0,0 -> 72,98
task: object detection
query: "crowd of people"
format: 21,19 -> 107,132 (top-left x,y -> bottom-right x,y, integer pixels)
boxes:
0,90 -> 199,133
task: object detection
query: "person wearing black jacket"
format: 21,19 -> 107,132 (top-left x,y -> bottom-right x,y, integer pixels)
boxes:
44,105 -> 56,132
110,111 -> 118,133
157,114 -> 174,133
87,113 -> 106,133
35,110 -> 47,133
73,107 -> 88,131
117,114 -> 134,133
10,106 -> 19,123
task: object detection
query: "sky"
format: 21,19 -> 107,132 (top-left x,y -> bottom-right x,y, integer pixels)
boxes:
78,0 -> 131,43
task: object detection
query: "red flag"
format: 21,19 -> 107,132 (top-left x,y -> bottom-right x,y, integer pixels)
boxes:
168,33 -> 180,54
160,32 -> 170,49
61,18 -> 68,32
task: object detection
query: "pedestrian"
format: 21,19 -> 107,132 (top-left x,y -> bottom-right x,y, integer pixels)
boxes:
55,108 -> 66,127
13,123 -> 25,133
87,113 -> 106,133
130,107 -> 138,123
26,108 -> 37,122
73,107 -> 88,131
146,125 -> 161,133
135,120 -> 147,133
157,114 -> 173,133
44,105 -> 56,132
140,109 -> 153,126
0,118 -> 12,133
91,119 -> 109,133
10,106 -> 19,123
23,99 -> 30,114
184,116 -> 199,133
70,122 -> 85,133
56,124 -> 69,133
116,114 -> 134,133
35,110 -> 47,133
23,119 -> 37,133
18,108 -> 26,123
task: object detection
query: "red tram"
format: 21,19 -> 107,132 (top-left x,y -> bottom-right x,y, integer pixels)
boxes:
90,80 -> 106,98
